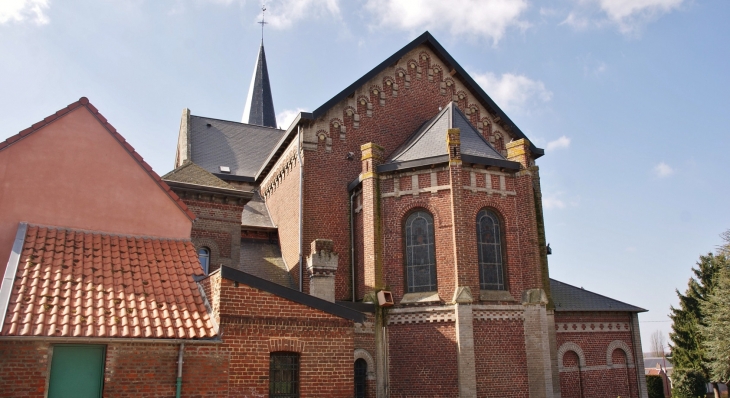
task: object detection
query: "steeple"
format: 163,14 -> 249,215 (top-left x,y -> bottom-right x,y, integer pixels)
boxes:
242,7 -> 277,128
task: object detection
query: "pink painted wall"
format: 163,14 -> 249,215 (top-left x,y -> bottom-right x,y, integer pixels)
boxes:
0,106 -> 192,275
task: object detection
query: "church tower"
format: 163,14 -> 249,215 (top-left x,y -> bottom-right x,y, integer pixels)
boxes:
242,8 -> 277,127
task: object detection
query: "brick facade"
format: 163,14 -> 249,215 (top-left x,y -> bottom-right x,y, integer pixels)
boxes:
173,193 -> 246,274
555,312 -> 642,398
0,271 -> 357,398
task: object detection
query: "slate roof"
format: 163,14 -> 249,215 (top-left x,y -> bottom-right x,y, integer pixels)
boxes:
242,42 -> 277,128
189,115 -> 284,180
550,279 -> 646,312
0,224 -> 216,339
240,240 -> 293,288
0,97 -> 196,221
380,102 -> 520,172
241,192 -> 275,229
162,161 -> 238,190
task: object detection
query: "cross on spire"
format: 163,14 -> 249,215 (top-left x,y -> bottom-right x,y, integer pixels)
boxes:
258,5 -> 267,42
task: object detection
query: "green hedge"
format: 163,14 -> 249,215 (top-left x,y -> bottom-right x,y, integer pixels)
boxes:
646,375 -> 665,398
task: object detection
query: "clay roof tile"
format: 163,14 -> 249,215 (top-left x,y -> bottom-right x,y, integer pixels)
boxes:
0,226 -> 215,340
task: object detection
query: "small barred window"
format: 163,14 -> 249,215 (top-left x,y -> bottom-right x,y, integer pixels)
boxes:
270,352 -> 299,398
354,358 -> 367,398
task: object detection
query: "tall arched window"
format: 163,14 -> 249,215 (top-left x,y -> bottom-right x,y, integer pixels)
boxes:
477,209 -> 505,290
405,210 -> 437,293
198,247 -> 210,275
354,358 -> 367,398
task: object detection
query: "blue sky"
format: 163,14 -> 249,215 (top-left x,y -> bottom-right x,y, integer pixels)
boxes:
2,0 -> 728,351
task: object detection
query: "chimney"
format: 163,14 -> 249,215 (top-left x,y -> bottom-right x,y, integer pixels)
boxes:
306,239 -> 338,302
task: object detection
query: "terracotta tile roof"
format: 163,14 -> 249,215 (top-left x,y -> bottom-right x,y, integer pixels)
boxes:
0,97 -> 196,221
1,225 -> 216,339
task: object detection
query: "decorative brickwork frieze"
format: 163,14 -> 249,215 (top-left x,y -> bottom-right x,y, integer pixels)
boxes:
556,322 -> 632,333
463,166 -> 517,197
388,305 -> 456,325
380,169 -> 452,198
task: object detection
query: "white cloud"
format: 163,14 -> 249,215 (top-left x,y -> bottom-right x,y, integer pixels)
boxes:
598,0 -> 683,22
259,0 -> 340,29
0,0 -> 49,25
472,72 -> 552,112
277,108 -> 307,130
364,0 -> 529,45
562,0 -> 684,34
546,136 -> 571,152
653,162 -> 674,178
543,191 -> 580,210
543,194 -> 566,210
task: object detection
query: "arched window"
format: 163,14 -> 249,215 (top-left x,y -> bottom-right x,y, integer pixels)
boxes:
354,358 -> 367,398
405,210 -> 437,293
198,247 -> 210,275
270,352 -> 299,397
477,209 -> 505,290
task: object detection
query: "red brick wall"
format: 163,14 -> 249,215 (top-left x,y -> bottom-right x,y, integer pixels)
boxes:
0,341 -> 227,398
181,197 -> 244,272
218,276 -> 355,397
355,313 -> 376,398
103,343 -> 228,398
262,142 -> 302,290
381,186 -> 455,301
473,319 -> 530,397
0,341 -> 48,397
376,169 -> 541,303
388,322 -> 459,397
556,311 -> 640,398
0,273 -> 359,398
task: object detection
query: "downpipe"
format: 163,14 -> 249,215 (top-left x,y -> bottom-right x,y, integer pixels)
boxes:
350,190 -> 356,302
176,343 -> 184,398
297,126 -> 304,292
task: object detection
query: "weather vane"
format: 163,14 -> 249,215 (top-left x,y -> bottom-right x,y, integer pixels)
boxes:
258,5 -> 267,41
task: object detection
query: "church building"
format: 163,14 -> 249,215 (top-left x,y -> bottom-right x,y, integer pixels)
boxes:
170,31 -> 650,398
0,31 -> 649,398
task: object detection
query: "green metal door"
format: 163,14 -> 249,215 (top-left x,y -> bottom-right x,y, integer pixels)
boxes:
48,345 -> 105,398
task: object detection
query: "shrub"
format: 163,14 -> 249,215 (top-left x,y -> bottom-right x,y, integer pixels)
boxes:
646,375 -> 665,398
672,369 -> 708,398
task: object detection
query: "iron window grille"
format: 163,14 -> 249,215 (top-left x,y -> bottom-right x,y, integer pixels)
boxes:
270,352 -> 300,398
354,358 -> 367,398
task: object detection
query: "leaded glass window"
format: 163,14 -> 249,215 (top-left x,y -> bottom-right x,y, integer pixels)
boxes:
477,209 -> 505,290
405,210 -> 437,293
198,247 -> 210,275
270,352 -> 299,398
354,358 -> 367,398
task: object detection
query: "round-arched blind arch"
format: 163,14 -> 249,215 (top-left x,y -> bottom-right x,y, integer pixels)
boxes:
405,210 -> 437,293
477,209 -> 505,290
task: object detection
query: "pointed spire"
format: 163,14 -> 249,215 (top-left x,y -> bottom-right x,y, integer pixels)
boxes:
242,7 -> 277,128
